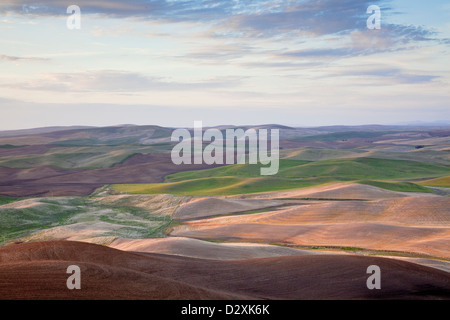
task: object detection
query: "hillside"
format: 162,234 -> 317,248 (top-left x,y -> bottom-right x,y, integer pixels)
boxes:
0,124 -> 448,197
0,241 -> 449,300
113,157 -> 448,196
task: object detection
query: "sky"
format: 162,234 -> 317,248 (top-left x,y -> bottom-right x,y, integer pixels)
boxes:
0,0 -> 449,130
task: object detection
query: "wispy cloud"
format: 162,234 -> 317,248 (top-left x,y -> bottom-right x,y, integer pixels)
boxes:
328,66 -> 440,85
0,54 -> 49,62
0,0 -> 233,20
3,70 -> 242,92
0,0 -> 436,35
0,1 -> 441,55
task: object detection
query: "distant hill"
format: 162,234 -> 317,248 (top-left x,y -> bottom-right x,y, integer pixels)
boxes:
1,123 -> 448,140
0,123 -> 448,197
0,126 -> 95,137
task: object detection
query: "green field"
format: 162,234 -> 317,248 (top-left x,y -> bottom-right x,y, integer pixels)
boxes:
281,147 -> 450,165
114,176 -> 332,196
280,148 -> 366,161
417,176 -> 450,188
0,196 -> 18,206
113,157 -> 449,196
358,180 -> 433,193
165,160 -> 310,182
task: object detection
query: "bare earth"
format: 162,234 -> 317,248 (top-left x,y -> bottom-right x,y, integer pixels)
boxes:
170,184 -> 450,259
0,153 -> 224,197
110,237 -> 324,260
0,241 -> 449,300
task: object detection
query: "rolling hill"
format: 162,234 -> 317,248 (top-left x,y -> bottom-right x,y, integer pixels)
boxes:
0,241 -> 449,300
113,157 -> 448,196
0,124 -> 448,300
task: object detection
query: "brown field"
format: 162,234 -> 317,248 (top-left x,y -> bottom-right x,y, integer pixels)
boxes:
170,184 -> 450,259
0,145 -> 58,157
109,237 -> 323,260
245,182 -> 415,199
167,182 -> 424,221
0,241 -> 449,300
173,197 -> 290,220
0,153 -> 224,197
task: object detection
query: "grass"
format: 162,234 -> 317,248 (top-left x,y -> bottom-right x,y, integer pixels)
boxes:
114,157 -> 449,196
417,176 -> 450,188
277,157 -> 449,180
0,199 -> 86,242
167,157 -> 449,181
113,176 -> 334,196
280,148 -> 366,161
0,196 -> 18,206
115,177 -> 243,195
165,160 -> 310,182
362,149 -> 450,166
0,196 -> 175,244
358,180 -> 434,193
163,219 -> 183,236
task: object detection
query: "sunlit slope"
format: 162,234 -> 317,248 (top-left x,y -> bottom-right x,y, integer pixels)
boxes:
170,194 -> 450,258
113,158 -> 448,196
417,176 -> 450,188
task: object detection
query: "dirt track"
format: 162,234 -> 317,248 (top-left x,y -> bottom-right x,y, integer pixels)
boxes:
0,241 -> 449,300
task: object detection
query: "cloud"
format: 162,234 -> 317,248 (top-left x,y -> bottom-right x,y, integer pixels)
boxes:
0,54 -> 49,62
239,60 -> 322,70
328,66 -> 440,85
0,0 -> 233,20
4,70 -> 242,92
221,0 -> 367,37
178,42 -> 260,65
263,25 -> 436,64
281,48 -> 355,58
0,1 -> 446,87
214,0 -> 435,42
0,1 -> 440,47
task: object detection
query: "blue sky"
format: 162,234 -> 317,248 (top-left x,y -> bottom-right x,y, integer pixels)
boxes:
0,0 -> 449,129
